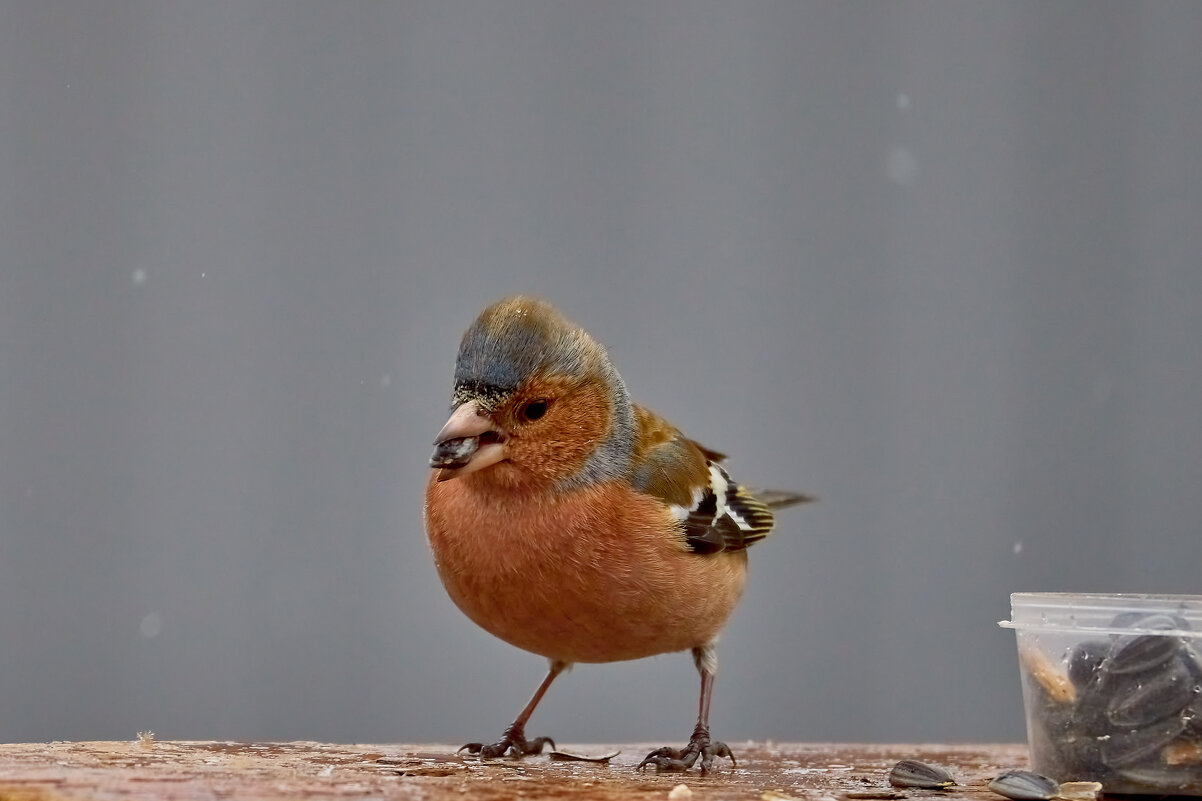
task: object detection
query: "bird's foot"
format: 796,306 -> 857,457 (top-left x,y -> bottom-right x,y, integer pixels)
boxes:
637,725 -> 736,774
457,722 -> 555,760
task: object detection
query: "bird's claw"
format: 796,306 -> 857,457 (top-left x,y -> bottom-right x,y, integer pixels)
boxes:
637,736 -> 735,774
457,725 -> 555,760
637,745 -> 694,772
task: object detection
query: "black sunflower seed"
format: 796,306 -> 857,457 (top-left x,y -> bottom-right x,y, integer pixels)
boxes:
987,769 -> 1060,801
888,760 -> 955,790
1106,654 -> 1197,729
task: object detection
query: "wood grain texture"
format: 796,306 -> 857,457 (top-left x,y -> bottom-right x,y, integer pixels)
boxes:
0,741 -> 1029,801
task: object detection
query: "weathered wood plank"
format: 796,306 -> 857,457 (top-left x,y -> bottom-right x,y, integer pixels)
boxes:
0,740 -> 1029,801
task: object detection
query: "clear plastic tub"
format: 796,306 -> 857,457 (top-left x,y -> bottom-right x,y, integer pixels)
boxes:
1000,593 -> 1202,795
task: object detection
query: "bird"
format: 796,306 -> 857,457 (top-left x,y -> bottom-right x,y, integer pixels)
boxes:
423,295 -> 809,773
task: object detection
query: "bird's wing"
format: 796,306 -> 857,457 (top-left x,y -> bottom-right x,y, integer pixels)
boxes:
628,405 -> 778,554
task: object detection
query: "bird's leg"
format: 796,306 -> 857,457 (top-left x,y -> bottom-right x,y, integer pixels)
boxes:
458,660 -> 565,759
638,645 -> 736,774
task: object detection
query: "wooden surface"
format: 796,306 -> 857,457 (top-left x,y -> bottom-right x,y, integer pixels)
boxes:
0,740 -> 1030,801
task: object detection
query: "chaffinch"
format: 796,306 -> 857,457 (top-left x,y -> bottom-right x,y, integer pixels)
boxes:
424,296 -> 809,773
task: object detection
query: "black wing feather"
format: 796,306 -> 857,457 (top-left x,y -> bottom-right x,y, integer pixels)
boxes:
682,463 -> 784,554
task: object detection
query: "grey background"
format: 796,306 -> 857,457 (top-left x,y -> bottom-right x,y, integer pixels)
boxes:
1,1 -> 1200,746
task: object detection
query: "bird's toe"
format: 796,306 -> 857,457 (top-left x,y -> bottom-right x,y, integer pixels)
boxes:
516,735 -> 556,756
701,740 -> 736,772
637,745 -> 697,772
638,736 -> 735,773
457,728 -> 555,760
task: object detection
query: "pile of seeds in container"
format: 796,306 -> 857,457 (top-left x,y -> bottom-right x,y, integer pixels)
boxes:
1020,611 -> 1202,794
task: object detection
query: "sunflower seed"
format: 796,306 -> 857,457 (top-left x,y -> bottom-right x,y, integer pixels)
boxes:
1101,713 -> 1188,768
1106,654 -> 1196,728
888,760 -> 954,790
1107,617 -> 1187,676
987,770 -> 1059,801
1066,640 -> 1109,690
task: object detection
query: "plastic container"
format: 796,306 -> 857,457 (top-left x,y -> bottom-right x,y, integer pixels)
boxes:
1000,593 -> 1202,796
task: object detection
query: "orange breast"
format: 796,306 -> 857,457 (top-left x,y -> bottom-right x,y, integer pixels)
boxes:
424,472 -> 747,664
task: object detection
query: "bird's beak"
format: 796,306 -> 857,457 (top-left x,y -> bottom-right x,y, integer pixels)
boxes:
430,400 -> 508,481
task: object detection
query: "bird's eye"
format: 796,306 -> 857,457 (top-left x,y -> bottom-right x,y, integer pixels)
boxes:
521,399 -> 549,421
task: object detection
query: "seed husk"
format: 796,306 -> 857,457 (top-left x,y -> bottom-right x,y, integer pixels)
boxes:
1055,781 -> 1102,801
987,769 -> 1059,801
1162,738 -> 1202,766
429,435 -> 479,468
888,759 -> 955,790
1020,645 -> 1076,705
546,749 -> 619,763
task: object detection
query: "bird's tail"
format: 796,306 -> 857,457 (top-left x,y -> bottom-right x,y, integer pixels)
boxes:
751,489 -> 814,510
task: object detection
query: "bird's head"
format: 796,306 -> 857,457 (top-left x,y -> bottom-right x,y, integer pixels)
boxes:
430,296 -> 633,488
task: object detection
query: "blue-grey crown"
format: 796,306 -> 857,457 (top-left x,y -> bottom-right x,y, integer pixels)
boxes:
451,304 -> 580,407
